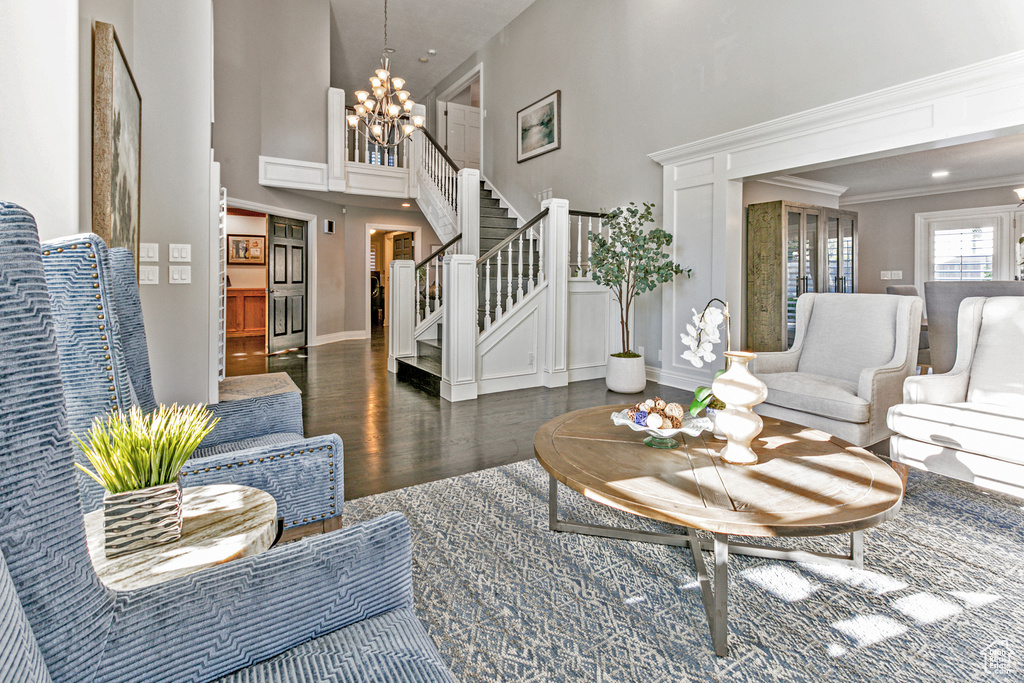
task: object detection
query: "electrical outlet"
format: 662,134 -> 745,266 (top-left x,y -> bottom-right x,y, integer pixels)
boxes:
880,270 -> 891,280
891,270 -> 903,280
139,265 -> 159,285
528,352 -> 535,367
169,265 -> 191,284
139,243 -> 159,262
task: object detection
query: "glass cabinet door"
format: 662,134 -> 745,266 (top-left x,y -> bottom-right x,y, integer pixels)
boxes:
838,214 -> 856,292
784,206 -> 821,347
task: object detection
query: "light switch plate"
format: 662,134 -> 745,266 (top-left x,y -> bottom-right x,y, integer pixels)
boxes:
881,270 -> 891,280
168,243 -> 191,262
891,270 -> 903,280
139,243 -> 159,262
169,265 -> 191,284
139,265 -> 159,285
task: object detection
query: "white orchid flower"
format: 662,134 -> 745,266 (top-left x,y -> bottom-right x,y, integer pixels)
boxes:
682,349 -> 704,367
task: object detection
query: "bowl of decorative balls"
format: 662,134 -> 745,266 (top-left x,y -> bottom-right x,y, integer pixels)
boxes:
611,397 -> 714,449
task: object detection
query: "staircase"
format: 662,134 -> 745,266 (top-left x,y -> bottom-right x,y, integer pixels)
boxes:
396,181 -> 533,396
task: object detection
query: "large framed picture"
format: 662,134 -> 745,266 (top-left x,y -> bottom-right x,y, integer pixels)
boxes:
92,21 -> 141,272
227,235 -> 266,265
517,90 -> 560,163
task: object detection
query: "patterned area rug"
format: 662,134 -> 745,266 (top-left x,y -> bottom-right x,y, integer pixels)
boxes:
344,460 -> 1024,682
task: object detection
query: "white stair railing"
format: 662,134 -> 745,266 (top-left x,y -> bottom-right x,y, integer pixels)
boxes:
418,128 -> 458,216
415,234 -> 463,328
476,208 -> 549,332
569,210 -> 607,278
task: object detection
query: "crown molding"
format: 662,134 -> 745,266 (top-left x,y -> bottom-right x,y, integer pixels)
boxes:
839,173 -> 1024,205
649,50 -> 1024,167
757,175 -> 848,197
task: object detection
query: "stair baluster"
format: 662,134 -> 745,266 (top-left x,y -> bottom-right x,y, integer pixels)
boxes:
538,216 -> 546,284
528,228 -> 535,294
506,242 -> 514,312
495,250 -> 504,321
484,260 -> 492,330
516,235 -> 524,301
575,215 -> 583,277
432,259 -> 440,313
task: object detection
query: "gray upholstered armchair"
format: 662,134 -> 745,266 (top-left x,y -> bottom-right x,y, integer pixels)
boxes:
0,202 -> 455,683
749,293 -> 922,448
888,296 -> 1024,499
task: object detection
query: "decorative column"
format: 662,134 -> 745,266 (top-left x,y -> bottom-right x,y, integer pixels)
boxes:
456,168 -> 481,258
441,254 -> 478,401
327,88 -> 346,192
542,198 -> 570,388
387,260 -> 416,373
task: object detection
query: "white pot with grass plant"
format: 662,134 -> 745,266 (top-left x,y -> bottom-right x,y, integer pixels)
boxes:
76,404 -> 218,557
589,202 -> 691,394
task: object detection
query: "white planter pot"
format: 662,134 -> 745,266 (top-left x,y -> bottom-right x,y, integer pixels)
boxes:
606,354 -> 647,394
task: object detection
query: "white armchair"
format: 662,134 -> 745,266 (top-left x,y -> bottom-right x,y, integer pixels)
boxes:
749,293 -> 922,447
887,296 -> 1024,499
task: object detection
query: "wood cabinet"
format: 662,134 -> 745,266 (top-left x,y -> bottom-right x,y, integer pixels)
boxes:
226,288 -> 266,338
746,201 -> 858,351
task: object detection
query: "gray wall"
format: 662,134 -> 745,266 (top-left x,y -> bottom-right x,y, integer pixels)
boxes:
852,185 -> 1022,294
133,0 -> 215,404
427,0 -> 1024,358
1,0 -> 79,241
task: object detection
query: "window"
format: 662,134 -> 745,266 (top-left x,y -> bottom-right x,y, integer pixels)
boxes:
915,206 -> 1023,293
370,243 -> 378,270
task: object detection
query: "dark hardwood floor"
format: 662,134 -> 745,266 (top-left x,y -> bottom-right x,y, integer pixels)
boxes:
226,329 -> 694,501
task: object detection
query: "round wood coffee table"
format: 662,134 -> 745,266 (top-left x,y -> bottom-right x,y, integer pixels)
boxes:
534,405 -> 904,656
85,484 -> 278,591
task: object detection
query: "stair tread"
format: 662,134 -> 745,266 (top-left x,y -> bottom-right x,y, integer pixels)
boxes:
417,338 -> 441,350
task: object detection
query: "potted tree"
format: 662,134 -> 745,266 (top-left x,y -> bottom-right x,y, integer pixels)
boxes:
76,404 -> 218,557
589,202 -> 691,393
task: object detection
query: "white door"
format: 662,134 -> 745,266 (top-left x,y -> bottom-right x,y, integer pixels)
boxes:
445,102 -> 481,170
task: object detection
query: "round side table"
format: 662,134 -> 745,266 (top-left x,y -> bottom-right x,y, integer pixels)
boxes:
85,484 -> 278,591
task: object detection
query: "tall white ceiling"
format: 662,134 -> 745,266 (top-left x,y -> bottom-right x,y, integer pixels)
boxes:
329,0 -> 536,101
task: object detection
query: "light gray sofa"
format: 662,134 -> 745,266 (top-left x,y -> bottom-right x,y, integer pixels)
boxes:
749,293 -> 922,447
888,296 -> 1024,499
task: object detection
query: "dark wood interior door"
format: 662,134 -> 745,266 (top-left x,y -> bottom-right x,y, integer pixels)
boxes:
267,215 -> 307,353
393,232 -> 413,260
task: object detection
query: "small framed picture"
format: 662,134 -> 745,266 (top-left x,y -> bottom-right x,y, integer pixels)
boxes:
227,235 -> 266,265
517,90 -> 560,163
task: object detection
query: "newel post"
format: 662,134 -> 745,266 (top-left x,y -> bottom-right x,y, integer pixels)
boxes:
456,168 -> 481,257
542,198 -> 570,388
387,260 -> 416,373
327,88 -> 346,192
440,254 -> 478,401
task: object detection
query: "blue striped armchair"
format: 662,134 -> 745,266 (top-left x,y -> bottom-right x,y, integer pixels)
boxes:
41,234 -> 341,530
0,202 -> 455,683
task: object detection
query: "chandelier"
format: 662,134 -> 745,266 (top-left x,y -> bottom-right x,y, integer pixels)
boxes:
347,0 -> 424,149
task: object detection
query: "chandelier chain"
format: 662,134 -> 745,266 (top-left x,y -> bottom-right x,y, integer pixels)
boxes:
383,0 -> 388,53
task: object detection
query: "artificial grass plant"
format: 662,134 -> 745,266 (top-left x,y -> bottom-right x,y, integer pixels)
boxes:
75,404 -> 218,494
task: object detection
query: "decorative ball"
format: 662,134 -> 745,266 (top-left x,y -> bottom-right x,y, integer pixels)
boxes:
646,413 -> 664,429
626,407 -> 637,421
665,402 -> 684,418
654,398 -> 667,411
668,414 -> 682,429
633,411 -> 648,426
643,399 -> 656,410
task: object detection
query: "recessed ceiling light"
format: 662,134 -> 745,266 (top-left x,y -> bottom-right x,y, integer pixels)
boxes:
932,170 -> 950,178
401,202 -> 411,207
419,57 -> 429,63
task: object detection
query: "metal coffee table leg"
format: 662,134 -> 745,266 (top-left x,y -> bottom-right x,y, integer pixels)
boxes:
547,474 -> 866,656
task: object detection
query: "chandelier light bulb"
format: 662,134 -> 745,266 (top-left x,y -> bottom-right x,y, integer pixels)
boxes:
396,90 -> 410,102
373,86 -> 386,98
354,104 -> 367,116
403,124 -> 415,135
403,100 -> 414,112
411,115 -> 424,127
372,124 -> 383,138
376,68 -> 390,81
364,98 -> 376,110
347,115 -> 359,127
387,104 -> 401,117
392,77 -> 405,90
370,77 -> 382,88
355,90 -> 369,103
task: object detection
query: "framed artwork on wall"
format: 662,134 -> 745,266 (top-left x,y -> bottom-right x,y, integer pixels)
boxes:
517,90 -> 560,163
227,235 -> 266,265
92,21 -> 142,273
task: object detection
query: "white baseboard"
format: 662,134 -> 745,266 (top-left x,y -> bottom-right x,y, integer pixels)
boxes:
313,330 -> 369,345
645,365 -> 702,392
567,365 -> 606,382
